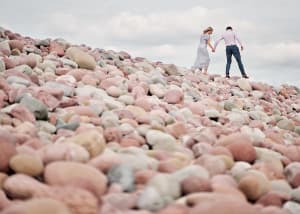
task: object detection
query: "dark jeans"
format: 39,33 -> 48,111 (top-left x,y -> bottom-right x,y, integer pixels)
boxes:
226,45 -> 246,76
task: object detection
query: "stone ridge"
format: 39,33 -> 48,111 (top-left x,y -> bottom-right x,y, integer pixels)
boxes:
0,27 -> 299,214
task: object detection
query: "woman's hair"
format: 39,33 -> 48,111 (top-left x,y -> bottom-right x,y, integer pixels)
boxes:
203,26 -> 213,33
226,26 -> 233,30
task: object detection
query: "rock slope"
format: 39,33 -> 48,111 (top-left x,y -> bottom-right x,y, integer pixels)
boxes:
0,27 -> 299,214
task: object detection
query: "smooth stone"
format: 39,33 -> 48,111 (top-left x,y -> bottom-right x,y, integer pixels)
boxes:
271,180 -> 293,195
1,198 -> 71,214
205,109 -> 220,120
49,41 -> 65,56
218,155 -> 234,170
166,122 -> 187,139
149,84 -> 165,98
146,130 -> 177,151
283,201 -> 300,214
249,110 -> 270,122
251,90 -> 264,99
291,186 -> 300,202
240,126 -> 266,143
277,119 -> 295,131
9,154 -> 44,176
66,129 -> 106,158
137,186 -> 164,211
118,94 -> 135,105
164,89 -> 183,104
181,176 -> 212,195
295,126 -> 300,135
37,121 -> 56,134
135,169 -> 157,185
65,47 -> 96,70
284,162 -> 300,188
227,141 -> 256,163
38,143 -> 90,164
137,174 -> 180,211
195,155 -> 227,176
6,76 -> 31,86
253,159 -> 284,180
0,141 -> 17,172
257,191 -> 290,207
227,111 -> 248,125
0,58 -> 5,72
172,165 -> 210,183
156,204 -> 190,214
9,104 -> 36,123
103,127 -> 122,143
147,173 -> 181,199
43,81 -> 74,97
119,150 -> 159,171
0,40 -> 11,56
20,94 -> 48,120
102,192 -> 138,211
255,147 -> 284,162
88,150 -> 122,173
0,173 -> 8,189
3,174 -> 45,199
56,121 -> 79,131
217,132 -> 252,147
188,193 -> 257,214
36,186 -> 98,214
230,162 -> 252,181
107,164 -> 135,192
224,101 -> 237,111
106,86 -> 124,97
101,111 -> 119,128
60,58 -> 78,68
237,78 -> 252,91
44,161 -> 107,199
14,64 -> 34,74
238,170 -> 271,201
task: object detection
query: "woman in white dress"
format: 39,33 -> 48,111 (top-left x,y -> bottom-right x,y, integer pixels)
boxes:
192,26 -> 215,74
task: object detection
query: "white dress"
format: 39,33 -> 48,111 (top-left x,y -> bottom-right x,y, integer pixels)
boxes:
193,34 -> 210,70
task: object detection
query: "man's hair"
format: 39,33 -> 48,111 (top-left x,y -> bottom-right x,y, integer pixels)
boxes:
226,26 -> 233,30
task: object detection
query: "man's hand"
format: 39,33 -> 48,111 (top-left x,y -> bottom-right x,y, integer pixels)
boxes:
241,46 -> 244,51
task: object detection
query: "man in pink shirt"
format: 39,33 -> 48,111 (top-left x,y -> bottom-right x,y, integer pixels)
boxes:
214,26 -> 249,78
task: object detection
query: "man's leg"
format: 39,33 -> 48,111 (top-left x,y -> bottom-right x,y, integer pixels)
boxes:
232,46 -> 247,76
226,46 -> 232,77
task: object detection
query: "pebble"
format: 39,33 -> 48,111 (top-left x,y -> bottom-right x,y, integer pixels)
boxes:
20,94 -> 48,120
44,161 -> 107,198
9,154 -> 44,176
66,129 -> 106,158
1,198 -> 71,214
107,164 -> 135,192
65,47 -> 96,70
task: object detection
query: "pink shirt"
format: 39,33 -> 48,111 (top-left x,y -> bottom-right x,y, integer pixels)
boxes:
214,30 -> 243,49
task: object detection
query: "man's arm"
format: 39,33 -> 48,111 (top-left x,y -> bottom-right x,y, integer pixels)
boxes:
213,36 -> 224,50
234,33 -> 243,50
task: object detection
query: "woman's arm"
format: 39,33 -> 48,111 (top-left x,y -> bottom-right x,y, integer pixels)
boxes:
213,36 -> 224,51
207,39 -> 214,51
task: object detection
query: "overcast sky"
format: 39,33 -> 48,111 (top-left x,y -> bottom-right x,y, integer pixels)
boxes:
1,0 -> 299,86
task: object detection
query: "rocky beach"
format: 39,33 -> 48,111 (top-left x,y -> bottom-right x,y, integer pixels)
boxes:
0,27 -> 299,214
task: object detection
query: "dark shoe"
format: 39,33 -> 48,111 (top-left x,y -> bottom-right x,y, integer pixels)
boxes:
226,75 -> 230,79
242,75 -> 249,79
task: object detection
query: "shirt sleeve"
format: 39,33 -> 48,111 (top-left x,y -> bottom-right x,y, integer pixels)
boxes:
214,35 -> 223,49
234,33 -> 243,47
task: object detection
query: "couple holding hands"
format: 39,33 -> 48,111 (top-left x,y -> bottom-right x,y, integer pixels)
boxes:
193,26 -> 249,79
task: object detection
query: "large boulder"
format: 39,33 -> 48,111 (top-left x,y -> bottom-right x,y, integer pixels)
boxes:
65,47 -> 96,70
